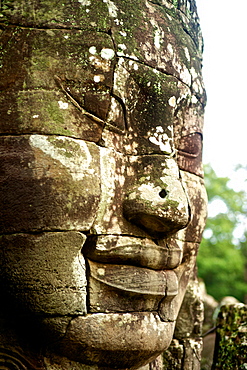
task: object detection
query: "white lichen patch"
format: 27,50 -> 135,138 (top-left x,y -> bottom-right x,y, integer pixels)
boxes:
93,147 -> 123,234
94,75 -> 104,83
97,268 -> 105,276
118,57 -> 125,65
148,126 -> 173,154
167,43 -> 174,56
117,313 -> 139,326
190,67 -> 203,94
161,158 -> 179,176
184,47 -> 190,61
116,172 -> 125,187
192,75 -> 204,95
156,126 -> 164,133
180,66 -> 192,86
148,16 -> 165,52
103,0 -> 118,17
78,0 -> 91,5
58,100 -> 69,110
191,95 -> 198,104
135,183 -> 163,203
190,67 -> 198,80
114,19 -> 122,26
168,57 -> 191,86
154,29 -> 162,49
89,46 -> 97,55
145,0 -> 155,13
118,43 -> 127,51
29,135 -> 94,182
95,243 -> 107,251
176,87 -> 191,105
142,41 -> 152,62
100,48 -> 115,60
119,30 -> 127,37
168,96 -> 176,107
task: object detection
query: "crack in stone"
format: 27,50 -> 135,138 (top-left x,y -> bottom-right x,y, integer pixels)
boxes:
54,75 -> 105,126
0,230 -> 88,237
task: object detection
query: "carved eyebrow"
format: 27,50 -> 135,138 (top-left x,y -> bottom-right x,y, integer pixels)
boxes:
54,75 -> 105,126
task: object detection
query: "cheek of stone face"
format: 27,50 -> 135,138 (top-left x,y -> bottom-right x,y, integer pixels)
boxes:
0,135 -> 101,233
0,232 -> 87,316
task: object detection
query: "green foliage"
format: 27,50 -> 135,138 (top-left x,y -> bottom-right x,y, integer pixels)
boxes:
197,164 -> 247,302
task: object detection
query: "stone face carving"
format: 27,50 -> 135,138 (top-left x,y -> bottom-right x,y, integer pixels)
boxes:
0,1 -> 207,369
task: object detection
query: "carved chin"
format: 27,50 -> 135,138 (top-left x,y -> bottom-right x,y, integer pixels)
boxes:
46,312 -> 175,369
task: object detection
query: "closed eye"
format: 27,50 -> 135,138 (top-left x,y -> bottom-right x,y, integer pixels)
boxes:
177,132 -> 203,177
178,132 -> 202,157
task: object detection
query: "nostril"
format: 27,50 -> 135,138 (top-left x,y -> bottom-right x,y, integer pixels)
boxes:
159,189 -> 168,199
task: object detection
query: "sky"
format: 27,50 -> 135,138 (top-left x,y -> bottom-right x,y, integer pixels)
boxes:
195,0 -> 247,191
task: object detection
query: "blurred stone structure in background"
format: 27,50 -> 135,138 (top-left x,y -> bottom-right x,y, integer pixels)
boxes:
213,303 -> 247,370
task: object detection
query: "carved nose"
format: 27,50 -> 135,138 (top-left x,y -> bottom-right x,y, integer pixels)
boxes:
123,158 -> 190,236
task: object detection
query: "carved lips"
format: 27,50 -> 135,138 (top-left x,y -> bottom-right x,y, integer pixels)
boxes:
83,235 -> 183,270
87,259 -> 179,314
84,235 -> 181,316
89,259 -> 178,296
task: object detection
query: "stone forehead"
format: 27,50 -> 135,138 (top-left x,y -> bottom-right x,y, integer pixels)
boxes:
0,5 -> 205,150
0,0 -> 202,52
0,0 -> 206,100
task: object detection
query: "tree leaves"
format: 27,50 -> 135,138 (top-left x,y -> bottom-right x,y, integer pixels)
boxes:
197,164 -> 247,302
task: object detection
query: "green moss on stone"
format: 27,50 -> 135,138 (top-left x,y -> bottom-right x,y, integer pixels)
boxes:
214,304 -> 247,370
0,0 -> 111,31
